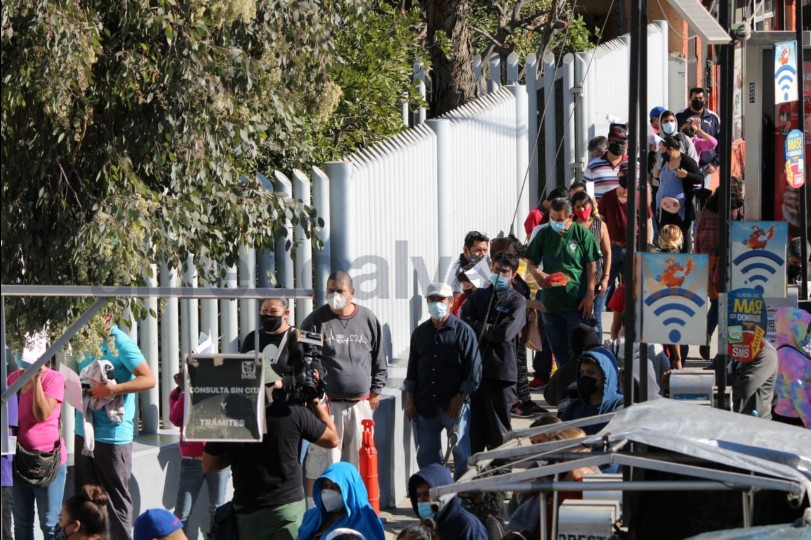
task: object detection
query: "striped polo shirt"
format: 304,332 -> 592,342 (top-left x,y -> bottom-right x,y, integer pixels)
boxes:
584,152 -> 628,201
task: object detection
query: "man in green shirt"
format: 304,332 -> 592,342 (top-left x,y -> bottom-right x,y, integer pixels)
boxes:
524,197 -> 601,368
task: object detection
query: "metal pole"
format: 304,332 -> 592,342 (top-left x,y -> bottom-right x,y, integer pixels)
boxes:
624,0 -> 641,409
238,245 -> 257,342
1,300 -> 8,455
796,0 -> 808,301
543,52 -> 558,192
716,0 -> 733,410
159,263 -> 180,428
637,0 -> 649,404
312,166 -> 331,309
526,53 -> 540,207
141,262 -> 160,433
562,53 -> 576,186
293,169 -> 315,325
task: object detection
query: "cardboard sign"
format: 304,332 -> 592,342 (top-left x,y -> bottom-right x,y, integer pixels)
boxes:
727,289 -> 767,363
183,354 -> 264,442
640,253 -> 708,345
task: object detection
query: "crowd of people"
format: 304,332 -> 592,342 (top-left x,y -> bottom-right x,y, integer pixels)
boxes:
3,88 -> 810,540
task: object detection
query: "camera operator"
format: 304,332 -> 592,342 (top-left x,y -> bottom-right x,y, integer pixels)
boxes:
241,298 -> 296,378
203,364 -> 339,540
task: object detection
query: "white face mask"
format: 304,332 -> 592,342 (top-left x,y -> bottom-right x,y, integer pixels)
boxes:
661,121 -> 677,135
326,292 -> 349,312
321,489 -> 343,512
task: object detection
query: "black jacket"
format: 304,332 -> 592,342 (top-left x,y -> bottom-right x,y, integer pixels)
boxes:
460,286 -> 526,383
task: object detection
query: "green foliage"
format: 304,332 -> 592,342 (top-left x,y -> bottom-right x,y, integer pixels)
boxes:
279,2 -> 425,166
1,0 -> 359,349
470,0 -> 594,74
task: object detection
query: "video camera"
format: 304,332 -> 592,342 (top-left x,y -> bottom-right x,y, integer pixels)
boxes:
278,329 -> 327,404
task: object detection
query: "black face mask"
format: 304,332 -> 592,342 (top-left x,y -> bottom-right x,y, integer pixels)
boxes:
467,254 -> 484,265
691,98 -> 704,111
261,314 -> 283,333
662,151 -> 671,162
682,128 -> 696,138
578,375 -> 601,397
618,175 -> 628,189
788,265 -> 803,282
608,141 -> 625,156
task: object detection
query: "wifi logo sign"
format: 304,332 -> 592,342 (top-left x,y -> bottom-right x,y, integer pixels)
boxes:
774,41 -> 798,104
643,288 -> 706,343
731,250 -> 784,295
730,221 -> 788,299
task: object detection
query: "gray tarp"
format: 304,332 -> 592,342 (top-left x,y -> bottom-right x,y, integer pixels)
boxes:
586,399 -> 811,496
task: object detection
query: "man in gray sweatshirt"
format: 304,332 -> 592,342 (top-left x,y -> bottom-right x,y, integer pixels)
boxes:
300,271 -> 388,503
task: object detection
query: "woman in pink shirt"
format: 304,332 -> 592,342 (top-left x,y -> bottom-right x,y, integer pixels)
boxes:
8,360 -> 66,540
169,372 -> 229,535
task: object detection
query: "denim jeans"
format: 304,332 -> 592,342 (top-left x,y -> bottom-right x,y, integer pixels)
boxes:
174,458 -> 230,534
541,311 -> 592,367
12,463 -> 67,540
413,403 -> 470,479
593,289 -> 608,340
608,244 -> 626,302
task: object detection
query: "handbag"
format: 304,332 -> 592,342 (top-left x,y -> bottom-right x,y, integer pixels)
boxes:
521,309 -> 543,352
13,438 -> 61,486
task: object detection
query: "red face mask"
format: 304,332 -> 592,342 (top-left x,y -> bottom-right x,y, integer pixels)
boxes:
574,204 -> 592,221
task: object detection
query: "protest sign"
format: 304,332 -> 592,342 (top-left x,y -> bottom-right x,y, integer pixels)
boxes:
183,353 -> 264,442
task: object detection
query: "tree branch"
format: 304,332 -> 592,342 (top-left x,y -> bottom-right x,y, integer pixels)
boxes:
470,24 -> 506,49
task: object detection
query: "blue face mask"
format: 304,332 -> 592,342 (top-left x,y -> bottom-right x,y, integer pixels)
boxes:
427,301 -> 449,320
550,220 -> 567,234
417,501 -> 436,520
490,274 -> 510,290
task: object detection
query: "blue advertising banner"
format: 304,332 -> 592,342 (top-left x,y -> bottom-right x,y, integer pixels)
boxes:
730,221 -> 788,298
641,253 -> 708,345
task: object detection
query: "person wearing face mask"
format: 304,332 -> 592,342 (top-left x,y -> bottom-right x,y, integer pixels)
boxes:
301,271 -> 388,501
54,485 -> 108,540
524,197 -> 601,372
676,87 -> 721,180
298,463 -> 384,540
407,465 -> 487,540
202,370 -> 338,539
558,350 -> 623,434
448,231 -> 490,300
404,283 -> 482,478
655,136 -> 703,253
772,307 -> 811,428
571,191 -> 611,338
460,252 -> 526,453
583,123 -> 629,201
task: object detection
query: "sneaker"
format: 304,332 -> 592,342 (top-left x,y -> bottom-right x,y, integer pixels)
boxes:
520,401 -> 549,416
528,377 -> 547,390
699,344 -> 711,360
511,403 -> 534,418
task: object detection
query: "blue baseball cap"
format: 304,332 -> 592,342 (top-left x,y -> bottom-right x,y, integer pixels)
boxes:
650,106 -> 666,120
134,509 -> 183,540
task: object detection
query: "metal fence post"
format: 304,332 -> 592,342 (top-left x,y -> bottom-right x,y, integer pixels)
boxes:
238,245 -> 256,343
199,256 -> 219,354
292,169 -> 314,325
526,53 -> 540,208
574,52 -> 589,182
543,52 -> 558,192
220,262 -> 238,354
180,254 -> 199,357
426,118 -> 453,265
506,52 -> 519,84
159,263 -> 179,428
140,263 -> 160,433
508,84 -> 530,241
562,53 -> 576,186
413,61 -> 427,125
273,172 -> 295,314
312,166 -> 331,308
488,54 -> 501,93
325,162 -> 355,272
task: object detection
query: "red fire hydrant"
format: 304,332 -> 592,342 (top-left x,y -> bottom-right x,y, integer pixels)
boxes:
359,418 -> 379,514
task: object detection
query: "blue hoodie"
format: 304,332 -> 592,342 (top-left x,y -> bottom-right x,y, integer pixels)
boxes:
408,464 -> 488,540
298,463 -> 384,540
559,349 -> 624,434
